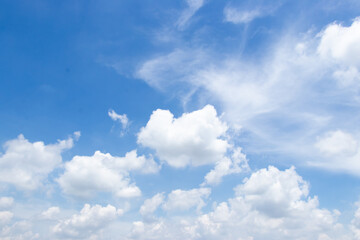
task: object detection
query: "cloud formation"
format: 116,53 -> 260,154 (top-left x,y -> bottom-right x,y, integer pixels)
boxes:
130,167 -> 347,240
177,0 -> 205,29
53,204 -> 123,239
108,109 -> 129,130
138,105 -> 229,168
0,133 -> 78,190
57,150 -> 159,199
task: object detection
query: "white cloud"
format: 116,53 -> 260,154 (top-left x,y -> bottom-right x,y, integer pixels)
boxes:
177,0 -> 204,29
108,109 -> 129,130
351,202 -> 360,239
162,188 -> 211,212
138,105 -> 229,168
312,130 -> 360,176
0,220 -> 39,240
138,105 -> 248,183
53,204 -> 122,239
318,18 -> 360,66
333,66 -> 360,88
223,1 -> 283,25
203,147 -> 249,185
136,16 -> 360,175
140,193 -> 165,216
57,150 -> 159,199
0,133 -> 78,190
41,207 -> 60,220
0,197 -> 14,210
129,167 -> 347,240
224,7 -> 261,24
234,166 -> 309,218
0,211 -> 13,226
318,18 -> 360,88
315,130 -> 358,156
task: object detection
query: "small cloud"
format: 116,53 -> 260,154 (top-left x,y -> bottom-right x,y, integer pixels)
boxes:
176,0 -> 205,29
108,109 -> 129,136
41,206 -> 60,220
224,7 -> 262,24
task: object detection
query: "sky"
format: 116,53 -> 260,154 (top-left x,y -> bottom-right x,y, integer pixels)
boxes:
1,0 -> 360,239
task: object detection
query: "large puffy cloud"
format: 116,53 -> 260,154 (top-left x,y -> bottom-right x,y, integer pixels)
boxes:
138,105 -> 248,184
194,166 -> 345,240
53,204 -> 123,239
0,133 -> 78,190
318,18 -> 360,66
129,167 -> 348,240
57,150 -> 159,199
318,18 -> 360,88
138,105 -> 228,168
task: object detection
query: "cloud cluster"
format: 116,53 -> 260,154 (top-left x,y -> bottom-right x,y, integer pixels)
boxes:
57,150 -> 159,199
53,204 -> 122,239
131,167 -> 347,240
136,15 -> 360,174
138,105 -> 249,184
140,187 -> 211,218
0,133 -> 78,190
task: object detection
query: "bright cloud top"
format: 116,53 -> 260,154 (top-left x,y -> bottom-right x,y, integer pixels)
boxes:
138,105 -> 229,168
0,133 -> 78,190
138,105 -> 249,184
53,204 -> 123,239
131,166 -> 346,240
57,150 -> 159,199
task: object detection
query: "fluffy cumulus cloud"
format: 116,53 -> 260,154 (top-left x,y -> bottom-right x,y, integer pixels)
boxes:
162,188 -> 211,212
41,207 -> 60,220
138,105 -> 248,183
0,133 -> 78,190
318,18 -> 360,66
140,193 -> 165,217
0,220 -> 39,240
138,105 -> 229,168
312,130 -> 360,175
57,150 -> 159,199
318,18 -> 360,88
53,204 -> 123,239
130,167 -> 348,240
140,188 -> 210,218
203,147 -> 249,185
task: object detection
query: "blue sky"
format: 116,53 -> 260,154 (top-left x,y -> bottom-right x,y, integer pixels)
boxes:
2,0 -> 360,239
